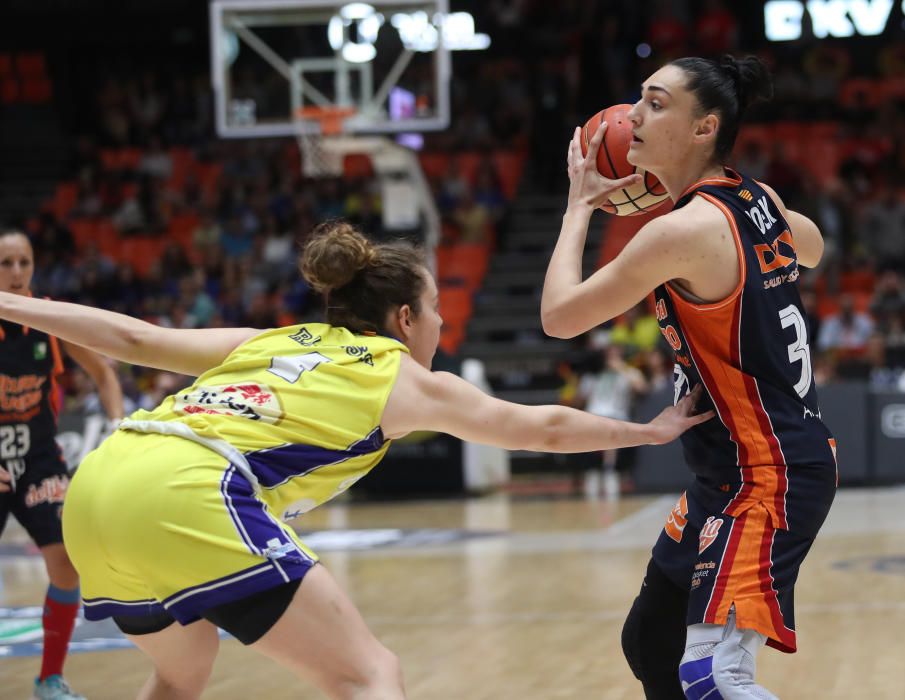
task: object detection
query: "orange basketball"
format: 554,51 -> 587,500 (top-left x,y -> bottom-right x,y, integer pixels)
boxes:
580,104 -> 669,216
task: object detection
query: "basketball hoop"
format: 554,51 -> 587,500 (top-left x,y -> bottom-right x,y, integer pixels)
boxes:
293,106 -> 356,178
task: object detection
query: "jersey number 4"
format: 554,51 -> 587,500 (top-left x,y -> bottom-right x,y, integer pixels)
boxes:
778,305 -> 812,398
267,352 -> 332,383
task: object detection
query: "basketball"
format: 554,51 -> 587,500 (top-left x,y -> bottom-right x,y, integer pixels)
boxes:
580,104 -> 669,216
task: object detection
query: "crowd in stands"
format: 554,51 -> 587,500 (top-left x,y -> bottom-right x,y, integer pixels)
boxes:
8,0 -> 905,413
501,0 -> 905,394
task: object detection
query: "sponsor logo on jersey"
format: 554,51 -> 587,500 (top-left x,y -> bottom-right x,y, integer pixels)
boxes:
288,327 -> 321,347
654,298 -> 683,351
762,268 -> 800,290
262,538 -> 297,560
745,195 -> 779,234
174,383 -> 283,424
698,516 -> 724,554
665,492 -> 689,543
691,560 -> 717,589
738,189 -> 753,202
33,342 -> 47,360
754,225 -> 800,289
0,374 -> 46,419
754,229 -> 796,274
24,475 -> 68,508
343,345 -> 374,366
655,299 -> 668,321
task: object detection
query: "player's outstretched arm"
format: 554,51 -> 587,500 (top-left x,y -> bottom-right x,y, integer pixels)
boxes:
0,292 -> 258,376
382,355 -> 713,451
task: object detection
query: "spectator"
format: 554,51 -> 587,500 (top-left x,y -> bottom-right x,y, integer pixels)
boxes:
609,301 -> 662,354
452,191 -> 491,244
138,135 -> 173,180
865,333 -> 902,390
183,270 -> 217,327
192,208 -> 222,253
734,140 -> 770,181
884,311 -> 905,369
111,193 -> 147,238
219,212 -> 255,259
129,71 -> 167,142
694,0 -> 738,56
870,270 -> 905,329
578,344 -> 649,498
765,142 -> 802,202
856,182 -> 905,271
108,263 -> 145,316
803,44 -> 851,116
437,158 -> 471,214
643,345 -> 674,393
97,77 -> 132,146
817,293 -> 875,355
800,289 -> 823,348
473,162 -> 507,227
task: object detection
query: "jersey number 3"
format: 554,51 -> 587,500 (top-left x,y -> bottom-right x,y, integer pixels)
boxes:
267,352 -> 332,383
778,305 -> 812,398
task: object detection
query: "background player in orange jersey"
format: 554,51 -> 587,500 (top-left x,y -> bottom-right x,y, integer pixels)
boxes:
0,229 -> 124,700
542,56 -> 836,699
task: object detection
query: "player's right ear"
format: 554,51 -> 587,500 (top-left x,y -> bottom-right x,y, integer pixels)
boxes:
694,113 -> 719,146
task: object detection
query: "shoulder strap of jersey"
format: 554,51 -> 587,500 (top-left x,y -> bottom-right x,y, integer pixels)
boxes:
674,168 -> 745,210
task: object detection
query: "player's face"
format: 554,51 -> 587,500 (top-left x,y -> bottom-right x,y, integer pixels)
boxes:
0,233 -> 34,296
407,269 -> 442,369
627,64 -> 708,173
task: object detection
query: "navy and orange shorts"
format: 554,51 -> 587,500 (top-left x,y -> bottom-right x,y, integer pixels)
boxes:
0,451 -> 70,547
652,475 -> 834,653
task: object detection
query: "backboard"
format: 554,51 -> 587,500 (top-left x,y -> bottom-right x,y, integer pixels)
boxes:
210,0 -> 484,138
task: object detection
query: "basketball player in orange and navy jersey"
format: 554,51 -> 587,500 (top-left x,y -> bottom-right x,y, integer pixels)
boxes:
542,56 -> 836,699
0,230 -> 124,700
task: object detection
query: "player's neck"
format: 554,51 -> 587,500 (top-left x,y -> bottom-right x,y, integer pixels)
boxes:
658,162 -> 726,203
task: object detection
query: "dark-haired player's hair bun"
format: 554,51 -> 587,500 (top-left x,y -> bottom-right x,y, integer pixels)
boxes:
300,221 -> 378,294
719,54 -> 773,112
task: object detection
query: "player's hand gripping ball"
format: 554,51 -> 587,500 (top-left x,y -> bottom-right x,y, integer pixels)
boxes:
580,104 -> 669,216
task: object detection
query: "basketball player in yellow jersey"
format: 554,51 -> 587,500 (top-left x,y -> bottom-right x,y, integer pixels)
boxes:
0,221 -> 711,700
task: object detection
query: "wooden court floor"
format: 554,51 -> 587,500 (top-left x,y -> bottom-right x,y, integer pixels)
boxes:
2,486 -> 904,699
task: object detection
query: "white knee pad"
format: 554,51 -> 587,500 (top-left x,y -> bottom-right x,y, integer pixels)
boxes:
678,609 -> 779,700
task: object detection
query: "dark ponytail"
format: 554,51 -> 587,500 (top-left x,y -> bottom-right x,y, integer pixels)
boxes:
669,54 -> 773,162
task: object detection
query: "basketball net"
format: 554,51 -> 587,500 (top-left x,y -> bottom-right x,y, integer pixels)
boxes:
293,106 -> 356,178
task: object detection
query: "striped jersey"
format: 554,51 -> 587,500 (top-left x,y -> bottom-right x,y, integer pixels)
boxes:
654,170 -> 836,530
121,323 -> 408,521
